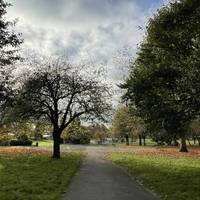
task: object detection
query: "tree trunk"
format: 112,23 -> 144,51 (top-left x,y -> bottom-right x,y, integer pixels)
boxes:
125,134 -> 129,145
139,134 -> 142,146
180,135 -> 188,152
53,130 -> 61,159
193,136 -> 196,145
143,136 -> 146,146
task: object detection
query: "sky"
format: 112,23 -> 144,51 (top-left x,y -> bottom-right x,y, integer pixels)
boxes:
7,0 -> 167,105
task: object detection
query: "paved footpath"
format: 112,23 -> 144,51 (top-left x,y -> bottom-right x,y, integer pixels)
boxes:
61,146 -> 160,200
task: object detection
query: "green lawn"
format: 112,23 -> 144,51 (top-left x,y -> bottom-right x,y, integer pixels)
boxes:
108,153 -> 200,200
0,153 -> 82,200
32,140 -> 53,147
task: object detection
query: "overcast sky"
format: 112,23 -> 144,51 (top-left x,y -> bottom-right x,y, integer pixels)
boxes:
7,0 -> 167,105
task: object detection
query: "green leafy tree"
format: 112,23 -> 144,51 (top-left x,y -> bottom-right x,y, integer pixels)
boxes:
34,121 -> 52,140
0,0 -> 22,126
112,106 -> 144,145
0,0 -> 22,65
122,0 -> 200,152
9,122 -> 34,140
89,123 -> 108,143
191,119 -> 200,146
61,118 -> 91,144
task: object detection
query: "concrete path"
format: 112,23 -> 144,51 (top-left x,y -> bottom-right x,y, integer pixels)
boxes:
61,146 -> 160,200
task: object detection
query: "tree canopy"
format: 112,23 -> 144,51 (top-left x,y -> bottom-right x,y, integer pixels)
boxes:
13,57 -> 111,158
122,0 -> 200,152
0,0 -> 22,126
111,105 -> 144,145
62,118 -> 91,144
0,0 -> 22,66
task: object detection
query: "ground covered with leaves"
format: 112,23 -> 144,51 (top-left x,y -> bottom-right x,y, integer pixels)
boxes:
117,145 -> 200,158
108,146 -> 200,200
0,147 -> 82,200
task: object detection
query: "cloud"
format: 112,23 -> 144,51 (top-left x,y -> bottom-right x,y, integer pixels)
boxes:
7,0 -> 167,105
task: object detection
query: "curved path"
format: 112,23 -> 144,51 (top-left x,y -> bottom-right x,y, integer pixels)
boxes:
61,146 -> 160,200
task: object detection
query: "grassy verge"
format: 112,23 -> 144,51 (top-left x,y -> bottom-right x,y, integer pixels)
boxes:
107,152 -> 200,200
0,152 -> 82,200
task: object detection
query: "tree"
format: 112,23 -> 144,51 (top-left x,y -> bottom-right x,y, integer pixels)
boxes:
14,57 -> 111,158
145,120 -> 179,146
191,119 -> 200,146
34,120 -> 52,140
61,118 -> 91,144
111,105 -> 144,145
8,122 -> 34,140
0,0 -> 22,126
0,0 -> 22,65
122,0 -> 200,152
89,123 -> 108,144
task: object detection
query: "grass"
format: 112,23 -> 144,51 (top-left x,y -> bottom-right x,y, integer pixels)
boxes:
32,140 -> 53,148
0,152 -> 82,200
108,152 -> 200,200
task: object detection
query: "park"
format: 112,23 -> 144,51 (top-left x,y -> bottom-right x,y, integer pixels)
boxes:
0,0 -> 200,200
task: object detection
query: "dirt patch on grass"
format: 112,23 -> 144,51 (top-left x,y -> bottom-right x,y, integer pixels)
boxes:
0,147 -> 50,156
117,145 -> 200,158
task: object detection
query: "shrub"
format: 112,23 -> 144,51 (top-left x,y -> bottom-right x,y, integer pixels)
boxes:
0,134 -> 10,146
10,139 -> 32,146
0,140 -> 10,146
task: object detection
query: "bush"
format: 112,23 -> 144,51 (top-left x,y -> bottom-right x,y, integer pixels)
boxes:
0,134 -> 10,146
10,139 -> 32,146
0,140 -> 10,146
67,136 -> 90,144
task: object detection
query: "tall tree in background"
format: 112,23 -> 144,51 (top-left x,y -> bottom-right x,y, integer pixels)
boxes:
112,106 -> 144,145
191,119 -> 200,146
14,57 -> 111,158
92,124 -> 108,144
0,0 -> 22,125
61,118 -> 91,144
122,0 -> 200,152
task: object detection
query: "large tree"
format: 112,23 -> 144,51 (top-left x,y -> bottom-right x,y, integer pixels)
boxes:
0,0 -> 22,125
122,0 -> 200,152
14,57 -> 111,158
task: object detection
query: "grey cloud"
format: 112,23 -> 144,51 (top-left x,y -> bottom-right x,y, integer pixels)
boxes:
8,0 -> 142,27
7,0 -> 166,104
